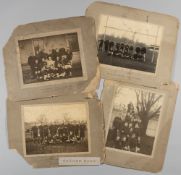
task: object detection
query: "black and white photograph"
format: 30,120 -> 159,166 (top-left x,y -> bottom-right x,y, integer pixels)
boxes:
18,31 -> 84,85
22,103 -> 90,156
106,86 -> 164,156
97,15 -> 163,73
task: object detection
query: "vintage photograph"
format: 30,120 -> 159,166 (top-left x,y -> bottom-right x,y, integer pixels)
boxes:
18,32 -> 84,85
22,103 -> 89,156
97,15 -> 163,73
106,86 -> 164,156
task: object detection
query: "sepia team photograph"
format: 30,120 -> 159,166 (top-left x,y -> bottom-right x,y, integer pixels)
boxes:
106,86 -> 164,156
22,103 -> 90,156
18,31 -> 85,86
97,15 -> 163,73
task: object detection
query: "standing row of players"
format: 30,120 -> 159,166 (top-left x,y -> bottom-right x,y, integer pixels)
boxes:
98,39 -> 147,62
26,123 -> 87,145
107,103 -> 142,153
28,48 -> 73,81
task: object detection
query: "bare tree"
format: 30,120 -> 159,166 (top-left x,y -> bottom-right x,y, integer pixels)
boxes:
63,113 -> 71,124
135,90 -> 162,136
37,114 -> 48,125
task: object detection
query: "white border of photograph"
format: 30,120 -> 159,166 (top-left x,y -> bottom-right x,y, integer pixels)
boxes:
86,2 -> 179,86
16,28 -> 88,89
101,80 -> 179,172
21,101 -> 91,157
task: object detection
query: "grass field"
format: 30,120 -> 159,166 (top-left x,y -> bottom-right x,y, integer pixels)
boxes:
26,141 -> 89,155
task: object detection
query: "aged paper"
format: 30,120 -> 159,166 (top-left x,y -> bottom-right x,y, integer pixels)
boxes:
4,17 -> 100,101
86,1 -> 179,87
101,80 -> 179,172
7,95 -> 105,168
4,16 -> 104,168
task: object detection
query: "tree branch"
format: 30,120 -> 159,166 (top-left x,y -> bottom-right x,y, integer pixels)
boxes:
152,95 -> 162,106
148,106 -> 162,119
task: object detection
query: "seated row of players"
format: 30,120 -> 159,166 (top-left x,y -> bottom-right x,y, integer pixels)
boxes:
107,103 -> 142,153
98,39 -> 147,62
28,48 -> 73,81
26,123 -> 87,145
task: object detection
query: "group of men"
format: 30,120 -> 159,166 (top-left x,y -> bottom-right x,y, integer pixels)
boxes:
107,103 -> 142,153
26,122 -> 87,146
98,39 -> 147,62
27,48 -> 73,81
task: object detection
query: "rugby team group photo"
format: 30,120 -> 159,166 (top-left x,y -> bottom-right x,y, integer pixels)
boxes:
23,103 -> 89,155
106,86 -> 163,156
18,32 -> 83,85
97,15 -> 162,73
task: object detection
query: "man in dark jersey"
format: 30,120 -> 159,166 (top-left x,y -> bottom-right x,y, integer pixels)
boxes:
28,53 -> 36,78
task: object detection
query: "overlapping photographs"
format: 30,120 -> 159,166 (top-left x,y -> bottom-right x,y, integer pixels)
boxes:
106,85 -> 164,156
17,30 -> 86,87
22,102 -> 90,156
97,15 -> 163,73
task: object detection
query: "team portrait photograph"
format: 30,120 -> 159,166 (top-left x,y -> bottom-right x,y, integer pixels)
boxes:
97,15 -> 163,73
106,86 -> 164,156
22,103 -> 90,156
18,32 -> 84,85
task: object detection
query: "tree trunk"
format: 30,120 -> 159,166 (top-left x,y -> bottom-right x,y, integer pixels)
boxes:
141,117 -> 149,137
